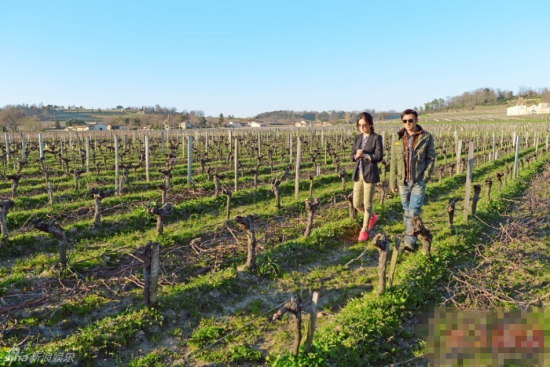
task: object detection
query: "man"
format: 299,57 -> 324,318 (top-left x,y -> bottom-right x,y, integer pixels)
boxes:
390,109 -> 436,250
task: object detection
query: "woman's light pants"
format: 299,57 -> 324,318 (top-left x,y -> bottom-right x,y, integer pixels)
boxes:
352,175 -> 375,231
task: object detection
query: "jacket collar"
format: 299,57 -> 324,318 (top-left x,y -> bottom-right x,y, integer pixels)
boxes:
398,124 -> 425,138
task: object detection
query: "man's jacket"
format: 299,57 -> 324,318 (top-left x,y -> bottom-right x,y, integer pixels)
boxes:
390,125 -> 437,187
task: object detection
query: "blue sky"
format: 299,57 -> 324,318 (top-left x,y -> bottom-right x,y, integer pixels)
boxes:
1,0 -> 549,117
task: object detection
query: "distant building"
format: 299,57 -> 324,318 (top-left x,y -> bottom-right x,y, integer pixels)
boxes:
179,122 -> 194,129
87,122 -> 107,131
107,125 -> 128,130
507,100 -> 550,116
294,120 -> 312,127
66,122 -> 107,131
249,121 -> 265,128
226,121 -> 243,128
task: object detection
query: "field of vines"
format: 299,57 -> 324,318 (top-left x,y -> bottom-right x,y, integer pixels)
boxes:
0,120 -> 549,366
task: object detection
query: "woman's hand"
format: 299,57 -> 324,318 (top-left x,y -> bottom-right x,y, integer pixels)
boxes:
354,149 -> 364,160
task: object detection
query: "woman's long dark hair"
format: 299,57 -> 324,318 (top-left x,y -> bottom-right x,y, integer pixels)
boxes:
356,112 -> 374,133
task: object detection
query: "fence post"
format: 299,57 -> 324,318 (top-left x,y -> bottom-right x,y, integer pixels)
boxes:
150,242 -> 159,305
304,292 -> 319,353
39,133 -> 44,159
188,136 -> 193,185
85,136 -> 90,173
20,134 -> 25,160
493,131 -> 497,161
388,237 -> 400,288
114,135 -> 119,195
289,131 -> 293,164
463,142 -> 474,222
234,138 -> 238,192
295,137 -> 301,199
513,136 -> 520,178
145,135 -> 150,182
456,140 -> 462,174
389,134 -> 396,191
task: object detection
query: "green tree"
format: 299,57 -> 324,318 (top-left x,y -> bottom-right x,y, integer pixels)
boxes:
219,113 -> 224,127
55,119 -> 61,129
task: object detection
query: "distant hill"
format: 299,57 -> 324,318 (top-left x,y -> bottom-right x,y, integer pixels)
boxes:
255,110 -> 400,124
419,87 -> 549,114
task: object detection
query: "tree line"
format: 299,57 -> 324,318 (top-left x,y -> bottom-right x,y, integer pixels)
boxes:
255,110 -> 400,124
418,87 -> 550,113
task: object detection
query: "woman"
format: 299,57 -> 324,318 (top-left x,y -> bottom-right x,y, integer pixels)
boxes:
350,112 -> 383,241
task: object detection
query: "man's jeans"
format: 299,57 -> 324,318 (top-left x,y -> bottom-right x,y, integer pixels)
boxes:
398,180 -> 426,246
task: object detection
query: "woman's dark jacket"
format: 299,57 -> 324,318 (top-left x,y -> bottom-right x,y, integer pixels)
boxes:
350,132 -> 383,183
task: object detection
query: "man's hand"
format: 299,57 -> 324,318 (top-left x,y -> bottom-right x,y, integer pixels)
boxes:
391,188 -> 398,194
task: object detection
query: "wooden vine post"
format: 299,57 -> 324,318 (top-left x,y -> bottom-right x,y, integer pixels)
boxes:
463,141 -> 474,222
513,136 -> 520,178
187,136 -> 193,185
272,296 -> 302,356
145,135 -> 150,182
372,233 -> 390,295
410,216 -> 433,255
235,215 -> 257,271
33,218 -> 68,268
339,169 -> 347,191
303,198 -> 319,238
270,176 -> 282,209
114,135 -> 119,195
223,189 -> 232,220
295,137 -> 301,199
90,188 -> 114,229
387,237 -> 400,288
0,200 -> 14,243
140,241 -> 160,306
496,172 -> 504,192
234,138 -> 238,192
472,184 -> 481,216
456,140 -> 462,175
21,134 -> 26,160
39,157 -> 54,206
447,197 -> 458,228
485,178 -> 492,202
4,133 -> 9,163
304,292 -> 319,353
148,203 -> 172,235
85,136 -> 90,173
389,134 -> 396,192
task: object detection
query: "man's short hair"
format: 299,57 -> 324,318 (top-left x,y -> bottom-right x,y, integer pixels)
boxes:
401,109 -> 418,120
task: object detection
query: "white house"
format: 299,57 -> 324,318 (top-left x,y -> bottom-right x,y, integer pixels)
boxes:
67,122 -> 107,131
107,125 -> 128,130
507,102 -> 550,116
249,121 -> 265,128
87,122 -> 107,131
294,120 -> 312,127
179,122 -> 194,129
226,121 -> 243,128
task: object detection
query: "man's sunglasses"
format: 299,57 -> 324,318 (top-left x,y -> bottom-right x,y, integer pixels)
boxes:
402,119 -> 415,124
